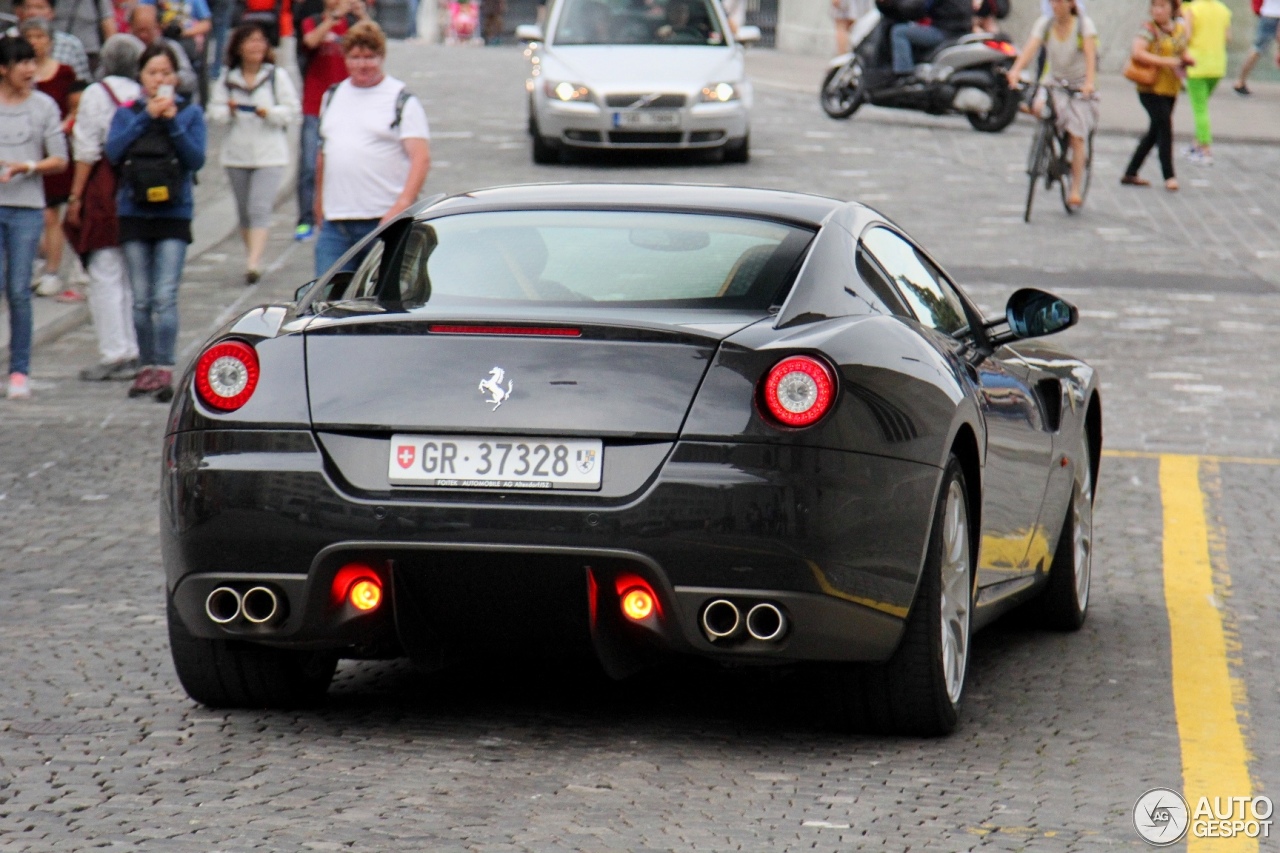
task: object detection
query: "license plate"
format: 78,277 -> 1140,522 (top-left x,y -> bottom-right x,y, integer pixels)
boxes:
388,435 -> 603,490
612,110 -> 681,128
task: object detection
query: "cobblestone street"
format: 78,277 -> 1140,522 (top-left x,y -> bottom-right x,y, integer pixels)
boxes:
0,44 -> 1276,850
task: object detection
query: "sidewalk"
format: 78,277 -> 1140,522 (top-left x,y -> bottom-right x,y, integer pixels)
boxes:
747,49 -> 1280,144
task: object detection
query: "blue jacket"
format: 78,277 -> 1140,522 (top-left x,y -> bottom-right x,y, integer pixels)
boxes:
105,98 -> 206,220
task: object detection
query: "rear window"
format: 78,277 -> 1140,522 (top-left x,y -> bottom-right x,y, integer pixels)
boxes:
375,210 -> 814,311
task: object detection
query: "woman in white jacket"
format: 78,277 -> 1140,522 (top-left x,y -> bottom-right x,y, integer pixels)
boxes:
208,22 -> 300,284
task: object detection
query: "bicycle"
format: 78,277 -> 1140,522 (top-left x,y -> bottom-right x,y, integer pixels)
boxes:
1022,82 -> 1096,223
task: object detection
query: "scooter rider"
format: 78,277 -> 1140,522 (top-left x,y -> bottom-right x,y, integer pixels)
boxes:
889,0 -> 973,80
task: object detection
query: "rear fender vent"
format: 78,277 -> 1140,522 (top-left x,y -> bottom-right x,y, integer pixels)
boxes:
850,385 -> 919,444
1035,379 -> 1063,432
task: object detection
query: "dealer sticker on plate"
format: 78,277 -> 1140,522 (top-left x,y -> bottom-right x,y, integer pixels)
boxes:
388,435 -> 603,490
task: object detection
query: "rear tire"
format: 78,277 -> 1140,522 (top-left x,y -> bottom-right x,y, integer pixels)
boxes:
966,84 -> 1020,132
1034,440 -> 1093,630
830,457 -> 974,735
723,134 -> 750,163
820,61 -> 863,119
1024,120 -> 1052,223
168,602 -> 337,709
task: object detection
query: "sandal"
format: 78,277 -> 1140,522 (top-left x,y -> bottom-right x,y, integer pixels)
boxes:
1120,175 -> 1150,187
1067,193 -> 1083,208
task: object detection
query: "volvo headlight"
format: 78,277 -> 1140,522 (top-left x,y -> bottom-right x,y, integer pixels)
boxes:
545,81 -> 593,102
700,82 -> 739,103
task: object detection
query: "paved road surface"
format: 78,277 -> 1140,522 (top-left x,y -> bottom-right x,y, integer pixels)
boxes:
0,44 -> 1275,851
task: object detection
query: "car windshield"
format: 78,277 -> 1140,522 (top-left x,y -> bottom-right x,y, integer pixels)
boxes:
553,0 -> 726,46
376,210 -> 813,310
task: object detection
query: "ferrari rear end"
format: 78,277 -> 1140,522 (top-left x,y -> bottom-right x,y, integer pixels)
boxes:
162,190 -> 949,708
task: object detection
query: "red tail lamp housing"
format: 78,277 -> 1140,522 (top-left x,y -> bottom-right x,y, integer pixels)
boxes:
194,339 -> 260,411
984,39 -> 1017,56
331,563 -> 384,613
760,355 -> 837,428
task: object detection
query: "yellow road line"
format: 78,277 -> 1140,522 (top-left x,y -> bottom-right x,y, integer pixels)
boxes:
1159,455 -> 1255,852
1108,449 -> 1280,466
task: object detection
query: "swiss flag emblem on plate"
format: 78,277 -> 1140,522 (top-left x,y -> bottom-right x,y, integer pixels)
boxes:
395,445 -> 416,469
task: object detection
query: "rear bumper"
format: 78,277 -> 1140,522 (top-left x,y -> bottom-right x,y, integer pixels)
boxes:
163,430 -> 939,666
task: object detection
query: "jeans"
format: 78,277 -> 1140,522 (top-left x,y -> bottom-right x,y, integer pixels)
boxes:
1126,92 -> 1176,181
123,238 -> 187,367
891,22 -> 946,74
297,115 -> 321,228
0,206 -> 43,376
207,0 -> 234,82
316,219 -> 380,278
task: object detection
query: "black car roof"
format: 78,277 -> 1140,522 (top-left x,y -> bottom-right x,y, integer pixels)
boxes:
416,183 -> 848,228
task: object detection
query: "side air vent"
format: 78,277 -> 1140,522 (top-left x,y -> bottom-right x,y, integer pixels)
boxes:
1035,379 -> 1063,432
850,385 -> 919,444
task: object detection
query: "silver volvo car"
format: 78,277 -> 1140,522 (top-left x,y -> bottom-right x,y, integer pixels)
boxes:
519,0 -> 759,163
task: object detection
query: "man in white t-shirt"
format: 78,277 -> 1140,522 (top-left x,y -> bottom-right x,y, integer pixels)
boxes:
314,20 -> 431,276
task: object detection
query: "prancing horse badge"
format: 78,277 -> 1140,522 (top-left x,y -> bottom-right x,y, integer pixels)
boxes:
478,366 -> 513,410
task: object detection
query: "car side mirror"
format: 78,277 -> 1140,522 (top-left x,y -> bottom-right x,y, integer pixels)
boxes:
294,279 -> 316,301
736,25 -> 761,44
1003,288 -> 1078,340
515,24 -> 543,41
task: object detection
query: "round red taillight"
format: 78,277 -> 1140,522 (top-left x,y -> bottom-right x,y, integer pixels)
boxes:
194,340 -> 260,412
761,355 -> 836,428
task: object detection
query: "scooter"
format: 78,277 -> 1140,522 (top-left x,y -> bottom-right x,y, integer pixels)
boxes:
821,7 -> 1021,133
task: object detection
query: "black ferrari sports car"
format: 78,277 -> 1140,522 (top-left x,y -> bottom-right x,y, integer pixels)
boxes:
164,184 -> 1100,734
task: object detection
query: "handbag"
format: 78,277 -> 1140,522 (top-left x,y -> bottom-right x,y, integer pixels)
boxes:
1123,56 -> 1158,87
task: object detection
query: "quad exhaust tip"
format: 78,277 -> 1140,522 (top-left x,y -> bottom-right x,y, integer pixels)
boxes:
205,587 -> 242,625
701,599 -> 741,640
241,586 -> 280,625
746,602 -> 787,642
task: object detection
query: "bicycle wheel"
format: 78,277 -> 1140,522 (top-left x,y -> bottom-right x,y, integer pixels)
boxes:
1024,120 -> 1053,223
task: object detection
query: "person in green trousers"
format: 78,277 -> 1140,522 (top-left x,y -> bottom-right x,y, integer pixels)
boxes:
1183,0 -> 1231,165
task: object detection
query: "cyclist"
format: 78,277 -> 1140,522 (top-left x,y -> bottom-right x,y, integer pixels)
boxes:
1006,0 -> 1098,209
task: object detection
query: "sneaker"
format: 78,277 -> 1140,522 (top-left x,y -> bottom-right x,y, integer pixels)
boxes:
35,273 -> 62,297
1186,148 -> 1205,165
6,372 -> 30,400
80,357 -> 138,382
152,368 -> 174,403
29,257 -> 45,287
108,358 -> 140,381
246,269 -> 261,285
294,224 -> 314,241
55,288 -> 86,303
128,366 -> 158,398
1234,83 -> 1251,96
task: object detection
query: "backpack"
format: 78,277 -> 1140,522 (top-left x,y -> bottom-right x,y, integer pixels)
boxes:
226,64 -> 278,107
120,103 -> 185,206
320,82 -> 413,130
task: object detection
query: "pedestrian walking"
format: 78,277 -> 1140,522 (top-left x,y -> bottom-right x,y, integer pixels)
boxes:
208,21 -> 299,283
50,0 -> 116,74
314,20 -> 429,276
0,34 -> 69,401
1183,0 -> 1230,164
1005,0 -> 1098,209
7,0 -> 92,82
831,0 -> 868,55
64,33 -> 144,382
481,0 -> 504,44
295,0 -> 367,242
128,4 -> 199,97
105,40 -> 206,402
1120,0 -> 1190,192
21,17 -> 81,301
1234,0 -> 1278,94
